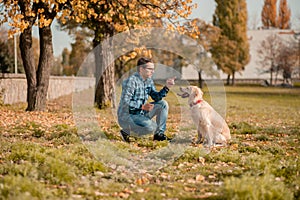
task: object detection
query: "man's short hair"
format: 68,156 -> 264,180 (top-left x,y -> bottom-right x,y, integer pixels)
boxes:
137,57 -> 153,71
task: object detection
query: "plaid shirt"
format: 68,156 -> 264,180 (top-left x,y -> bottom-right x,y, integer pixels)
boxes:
118,72 -> 169,116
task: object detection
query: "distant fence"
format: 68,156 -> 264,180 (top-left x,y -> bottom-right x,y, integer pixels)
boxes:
1,74 -> 298,105
187,78 -> 300,86
164,78 -> 269,86
0,73 -> 95,105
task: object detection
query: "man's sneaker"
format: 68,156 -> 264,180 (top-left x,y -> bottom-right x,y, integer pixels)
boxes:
120,130 -> 130,142
153,134 -> 172,142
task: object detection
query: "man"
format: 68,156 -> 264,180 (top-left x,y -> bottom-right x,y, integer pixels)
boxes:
117,57 -> 175,142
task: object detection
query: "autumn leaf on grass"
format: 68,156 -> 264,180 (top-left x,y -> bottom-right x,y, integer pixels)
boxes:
196,174 -> 205,182
184,186 -> 196,192
135,176 -> 150,185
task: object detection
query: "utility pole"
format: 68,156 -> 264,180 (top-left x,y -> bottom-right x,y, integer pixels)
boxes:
14,34 -> 18,74
294,32 -> 300,79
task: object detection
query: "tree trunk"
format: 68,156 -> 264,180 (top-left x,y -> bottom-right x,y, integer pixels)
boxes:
19,22 -> 53,111
232,71 -> 235,85
94,26 -> 116,109
19,26 -> 37,111
270,68 -> 273,86
275,67 -> 279,85
198,70 -> 203,88
35,26 -> 53,111
226,74 -> 230,85
18,1 -> 54,111
115,58 -> 125,81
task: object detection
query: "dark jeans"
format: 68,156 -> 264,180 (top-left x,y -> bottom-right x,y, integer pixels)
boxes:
118,100 -> 169,136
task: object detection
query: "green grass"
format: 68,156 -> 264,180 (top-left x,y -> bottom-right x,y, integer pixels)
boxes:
222,173 -> 294,200
0,86 -> 299,199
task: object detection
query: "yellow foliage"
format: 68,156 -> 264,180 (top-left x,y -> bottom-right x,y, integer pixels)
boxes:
38,14 -> 52,27
2,0 -> 198,40
57,0 -> 67,3
129,3 -> 135,9
38,8 -> 44,14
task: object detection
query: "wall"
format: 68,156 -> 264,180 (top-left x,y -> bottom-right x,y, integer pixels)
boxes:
181,29 -> 297,80
0,73 -> 95,105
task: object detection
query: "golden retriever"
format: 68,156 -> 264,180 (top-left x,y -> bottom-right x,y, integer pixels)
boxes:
177,86 -> 231,146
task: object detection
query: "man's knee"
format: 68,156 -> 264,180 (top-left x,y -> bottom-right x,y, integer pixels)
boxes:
157,100 -> 169,110
144,124 -> 157,133
133,120 -> 157,134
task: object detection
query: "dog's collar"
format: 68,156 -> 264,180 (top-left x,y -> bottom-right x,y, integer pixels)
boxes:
190,100 -> 202,107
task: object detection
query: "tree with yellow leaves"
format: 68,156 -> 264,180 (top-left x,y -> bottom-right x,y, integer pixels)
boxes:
0,0 -> 74,111
261,0 -> 278,28
67,0 -> 199,109
277,0 -> 291,29
0,0 -> 198,111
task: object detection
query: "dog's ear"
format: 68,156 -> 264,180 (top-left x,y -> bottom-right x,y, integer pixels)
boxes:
195,87 -> 203,98
191,87 -> 198,98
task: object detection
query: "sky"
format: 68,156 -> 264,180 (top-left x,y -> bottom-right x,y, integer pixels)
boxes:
48,0 -> 300,57
191,0 -> 300,28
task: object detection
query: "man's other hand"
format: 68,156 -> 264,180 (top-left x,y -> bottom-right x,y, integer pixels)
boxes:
142,103 -> 154,111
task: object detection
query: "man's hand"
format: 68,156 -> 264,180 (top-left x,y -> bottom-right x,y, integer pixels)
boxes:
142,103 -> 154,111
166,76 -> 176,89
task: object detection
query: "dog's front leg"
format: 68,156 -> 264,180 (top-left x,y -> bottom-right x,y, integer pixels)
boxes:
195,128 -> 203,144
203,124 -> 214,147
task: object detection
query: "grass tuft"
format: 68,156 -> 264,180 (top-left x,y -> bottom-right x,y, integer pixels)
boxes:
0,175 -> 50,199
230,122 -> 257,134
221,173 -> 294,200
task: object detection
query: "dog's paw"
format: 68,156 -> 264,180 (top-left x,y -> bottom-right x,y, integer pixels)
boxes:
194,136 -> 204,144
214,143 -> 226,147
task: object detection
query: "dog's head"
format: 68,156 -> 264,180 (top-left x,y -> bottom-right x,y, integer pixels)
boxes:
177,86 -> 203,99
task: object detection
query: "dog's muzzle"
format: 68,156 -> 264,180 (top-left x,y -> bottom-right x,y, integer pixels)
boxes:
177,87 -> 190,98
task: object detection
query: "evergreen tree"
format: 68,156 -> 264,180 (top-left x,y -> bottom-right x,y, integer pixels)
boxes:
261,0 -> 277,28
61,48 -> 70,67
0,41 -> 13,73
69,32 -> 91,75
277,0 -> 291,29
212,0 -> 250,85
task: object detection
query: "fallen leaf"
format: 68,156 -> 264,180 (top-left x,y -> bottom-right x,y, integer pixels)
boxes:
136,188 -> 145,193
195,174 -> 205,182
184,186 -> 196,192
198,156 -> 205,165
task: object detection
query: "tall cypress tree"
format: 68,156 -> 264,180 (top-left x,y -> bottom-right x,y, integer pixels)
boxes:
261,0 -> 277,28
277,0 -> 291,29
212,0 -> 250,85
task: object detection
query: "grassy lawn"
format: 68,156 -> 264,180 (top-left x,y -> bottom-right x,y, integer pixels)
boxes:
0,86 -> 299,199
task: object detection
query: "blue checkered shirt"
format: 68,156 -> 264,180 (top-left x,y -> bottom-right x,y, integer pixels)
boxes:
118,72 -> 169,116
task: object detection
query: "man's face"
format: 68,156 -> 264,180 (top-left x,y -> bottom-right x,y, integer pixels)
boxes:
140,62 -> 155,79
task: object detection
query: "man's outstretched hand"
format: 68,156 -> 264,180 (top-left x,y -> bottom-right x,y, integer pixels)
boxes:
166,76 -> 176,89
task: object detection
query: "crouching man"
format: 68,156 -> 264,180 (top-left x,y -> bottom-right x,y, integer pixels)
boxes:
117,57 -> 175,142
